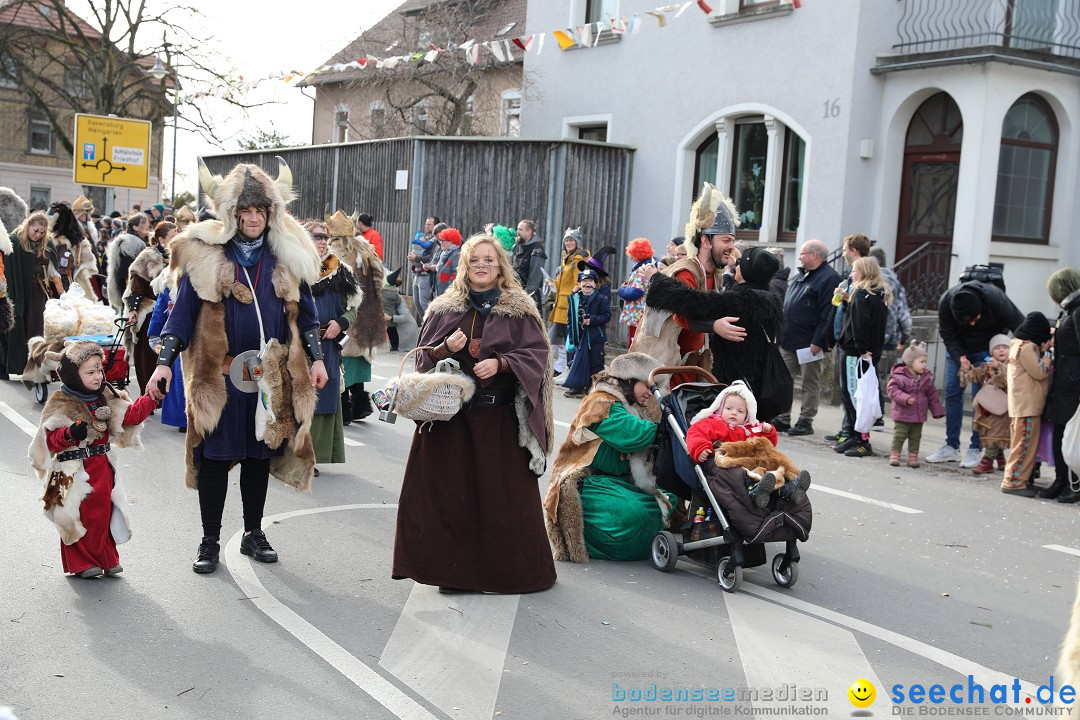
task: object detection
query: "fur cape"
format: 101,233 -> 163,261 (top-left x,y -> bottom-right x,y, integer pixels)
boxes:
122,245 -> 168,353
106,233 -> 148,310
422,286 -> 553,474
330,235 -> 387,360
22,336 -> 66,389
0,187 -> 28,239
167,215 -> 321,493
29,385 -> 144,544
543,374 -> 665,563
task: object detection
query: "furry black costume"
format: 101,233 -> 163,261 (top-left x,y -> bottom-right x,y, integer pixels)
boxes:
646,273 -> 784,394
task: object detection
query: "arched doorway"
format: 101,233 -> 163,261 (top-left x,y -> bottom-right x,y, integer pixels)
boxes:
896,92 -> 963,264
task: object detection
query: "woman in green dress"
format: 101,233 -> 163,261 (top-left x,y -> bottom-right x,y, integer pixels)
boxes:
545,352 -> 677,562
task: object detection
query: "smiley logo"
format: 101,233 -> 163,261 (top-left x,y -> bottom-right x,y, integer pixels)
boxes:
848,678 -> 876,708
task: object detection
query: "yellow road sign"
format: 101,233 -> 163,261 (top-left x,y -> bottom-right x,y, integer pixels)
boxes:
73,113 -> 152,189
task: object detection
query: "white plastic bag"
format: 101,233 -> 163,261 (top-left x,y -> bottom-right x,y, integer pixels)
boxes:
1063,405 -> 1080,471
853,357 -> 882,434
42,298 -> 79,338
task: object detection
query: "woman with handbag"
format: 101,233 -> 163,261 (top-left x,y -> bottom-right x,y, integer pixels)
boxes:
1042,268 -> 1080,501
392,234 -> 556,594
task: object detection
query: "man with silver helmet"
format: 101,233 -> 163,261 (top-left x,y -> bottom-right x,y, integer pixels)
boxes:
147,158 -> 328,575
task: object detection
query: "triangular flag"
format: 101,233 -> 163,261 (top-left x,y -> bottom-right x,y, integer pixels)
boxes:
646,10 -> 668,27
424,49 -> 439,62
697,0 -> 713,12
537,32 -> 546,55
792,0 -> 802,7
628,15 -> 642,33
611,16 -> 626,33
488,40 -> 507,62
461,38 -> 476,51
593,22 -> 605,44
503,39 -> 513,57
513,34 -> 534,52
465,44 -> 481,65
674,2 -> 693,17
578,23 -> 593,47
553,29 -> 576,50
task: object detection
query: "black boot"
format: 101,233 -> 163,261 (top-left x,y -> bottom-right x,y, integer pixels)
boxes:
1039,474 -> 1068,499
192,537 -> 220,574
1058,485 -> 1080,504
341,390 -> 352,426
352,384 -> 373,421
748,472 -> 777,509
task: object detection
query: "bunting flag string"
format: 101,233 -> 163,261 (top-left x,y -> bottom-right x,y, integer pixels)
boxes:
174,0 -> 801,102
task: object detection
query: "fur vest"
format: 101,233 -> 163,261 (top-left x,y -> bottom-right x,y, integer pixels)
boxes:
168,217 -> 321,492
122,245 -> 168,348
330,236 -> 387,359
630,258 -> 712,380
107,233 -> 147,310
29,387 -> 144,544
544,376 -> 662,563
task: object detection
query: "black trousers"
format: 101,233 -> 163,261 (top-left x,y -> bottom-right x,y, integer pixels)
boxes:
197,457 -> 270,539
840,355 -> 878,439
387,326 -> 399,351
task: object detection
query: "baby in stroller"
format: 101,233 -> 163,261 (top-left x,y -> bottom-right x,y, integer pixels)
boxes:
686,381 -> 811,508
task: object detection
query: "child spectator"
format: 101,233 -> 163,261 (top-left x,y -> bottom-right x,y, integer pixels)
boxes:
563,264 -> 611,398
29,341 -> 157,577
959,334 -> 1011,474
687,381 -> 811,507
887,341 -> 945,467
1002,312 -> 1053,496
617,237 -> 655,347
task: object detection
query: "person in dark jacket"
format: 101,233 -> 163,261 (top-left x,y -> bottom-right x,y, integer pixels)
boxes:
513,219 -> 547,312
766,247 -> 789,298
775,239 -> 840,436
1042,268 -> 1080,502
928,277 -> 1024,467
831,257 -> 889,457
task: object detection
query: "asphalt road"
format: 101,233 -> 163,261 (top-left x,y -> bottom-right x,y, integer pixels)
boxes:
1,353 -> 1078,720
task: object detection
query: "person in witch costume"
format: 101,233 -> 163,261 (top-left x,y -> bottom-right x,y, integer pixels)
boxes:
305,220 -> 360,469
147,158 -> 327,575
563,247 -> 614,398
30,341 -> 157,577
392,234 -> 556,594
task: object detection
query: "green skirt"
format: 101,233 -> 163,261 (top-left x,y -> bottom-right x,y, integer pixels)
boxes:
310,402 -> 346,463
580,474 -> 676,561
343,356 -> 371,387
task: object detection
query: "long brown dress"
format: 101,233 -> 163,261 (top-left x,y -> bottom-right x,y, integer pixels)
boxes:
392,306 -> 557,593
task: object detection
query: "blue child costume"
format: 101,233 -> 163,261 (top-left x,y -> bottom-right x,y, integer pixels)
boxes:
154,159 -> 324,574
563,246 -> 616,396
146,273 -> 185,429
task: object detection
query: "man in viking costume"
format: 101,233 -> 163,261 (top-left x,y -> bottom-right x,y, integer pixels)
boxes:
326,209 -> 388,421
147,158 -> 327,575
630,182 -> 746,387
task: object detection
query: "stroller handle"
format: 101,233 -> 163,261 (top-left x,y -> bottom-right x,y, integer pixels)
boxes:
647,366 -> 718,386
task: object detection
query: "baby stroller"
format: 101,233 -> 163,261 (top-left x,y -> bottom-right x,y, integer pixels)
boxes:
31,317 -> 132,404
647,366 -> 812,593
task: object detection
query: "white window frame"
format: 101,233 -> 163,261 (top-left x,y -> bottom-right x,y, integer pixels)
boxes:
501,89 -> 521,137
562,113 -> 613,141
570,0 -> 620,24
334,105 -> 350,143
28,112 -> 53,155
0,56 -> 17,89
369,100 -> 386,132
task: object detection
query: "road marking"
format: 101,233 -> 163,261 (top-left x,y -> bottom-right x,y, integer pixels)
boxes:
812,484 -> 923,514
0,401 -> 37,437
343,437 -> 365,447
381,584 -> 519,720
372,373 -> 390,381
225,504 -> 440,720
554,420 -> 570,428
1044,544 -> 1080,558
725,589 -> 891,715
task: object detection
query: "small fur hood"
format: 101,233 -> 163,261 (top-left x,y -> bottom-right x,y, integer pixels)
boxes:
127,245 -> 168,284
692,380 -> 759,425
425,284 -> 543,324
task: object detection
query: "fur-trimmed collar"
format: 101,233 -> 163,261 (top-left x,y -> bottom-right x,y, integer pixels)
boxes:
425,285 -> 542,324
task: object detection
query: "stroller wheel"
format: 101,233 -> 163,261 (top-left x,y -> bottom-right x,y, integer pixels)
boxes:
650,531 -> 680,572
34,382 -> 48,404
716,557 -> 742,593
771,554 -> 799,588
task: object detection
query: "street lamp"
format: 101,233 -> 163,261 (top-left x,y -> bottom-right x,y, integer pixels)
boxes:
149,54 -> 178,212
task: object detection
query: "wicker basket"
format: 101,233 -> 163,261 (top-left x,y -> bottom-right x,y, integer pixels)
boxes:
386,346 -> 473,422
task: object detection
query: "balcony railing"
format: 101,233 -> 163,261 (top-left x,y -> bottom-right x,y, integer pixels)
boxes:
892,0 -> 1080,61
893,242 -> 952,312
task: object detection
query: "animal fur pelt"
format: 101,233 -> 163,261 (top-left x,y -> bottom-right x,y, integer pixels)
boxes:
713,436 -> 800,489
168,186 -> 319,492
544,375 -> 666,563
311,253 -> 360,307
106,233 -> 148,310
22,336 -> 66,389
0,296 -> 14,334
122,246 -> 168,356
48,203 -> 97,300
0,187 -> 28,241
330,234 -> 387,360
388,364 -> 476,419
28,384 -> 144,544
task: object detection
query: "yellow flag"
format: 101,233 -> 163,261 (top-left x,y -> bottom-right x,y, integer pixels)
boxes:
553,29 -> 576,50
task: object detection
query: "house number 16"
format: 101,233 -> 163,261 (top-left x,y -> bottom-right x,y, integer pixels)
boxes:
823,98 -> 841,119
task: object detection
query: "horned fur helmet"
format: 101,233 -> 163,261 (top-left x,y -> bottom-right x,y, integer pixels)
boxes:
685,182 -> 739,248
46,201 -> 84,244
197,156 -> 295,239
325,209 -> 359,239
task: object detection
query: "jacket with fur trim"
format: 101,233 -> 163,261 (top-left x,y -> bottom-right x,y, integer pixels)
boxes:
122,245 -> 168,344
161,216 -> 321,493
329,235 -> 387,360
543,374 -> 663,563
106,233 -> 147,310
30,386 -> 152,544
419,286 -> 553,474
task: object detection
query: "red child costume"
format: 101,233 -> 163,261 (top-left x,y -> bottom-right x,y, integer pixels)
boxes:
29,341 -> 156,577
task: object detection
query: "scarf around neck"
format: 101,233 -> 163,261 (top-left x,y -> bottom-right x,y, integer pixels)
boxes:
61,383 -> 104,404
468,287 -> 501,317
231,233 -> 265,266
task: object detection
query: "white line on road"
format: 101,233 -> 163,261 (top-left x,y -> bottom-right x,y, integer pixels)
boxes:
224,504 -> 441,720
812,484 -> 923,514
1044,544 -> 1080,558
343,437 -> 365,447
0,401 -> 37,437
554,420 -> 570,428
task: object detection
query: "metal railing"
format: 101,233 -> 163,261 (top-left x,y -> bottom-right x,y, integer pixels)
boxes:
893,241 -> 953,312
893,0 -> 1080,59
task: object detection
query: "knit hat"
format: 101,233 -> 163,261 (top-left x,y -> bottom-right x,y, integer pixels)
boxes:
625,237 -> 654,262
901,341 -> 927,366
607,352 -> 662,383
737,246 -> 780,287
152,203 -> 165,215
949,288 -> 983,324
670,235 -> 685,247
578,245 -> 616,278
49,341 -> 105,394
1047,267 -> 1080,306
988,333 -> 1010,353
1014,311 -> 1051,345
690,380 -> 758,426
563,227 -> 583,245
438,227 -> 462,246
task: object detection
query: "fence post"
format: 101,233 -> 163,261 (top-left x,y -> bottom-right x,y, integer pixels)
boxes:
545,142 -> 567,275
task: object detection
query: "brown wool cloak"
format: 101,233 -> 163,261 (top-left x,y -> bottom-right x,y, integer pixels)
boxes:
419,287 -> 553,473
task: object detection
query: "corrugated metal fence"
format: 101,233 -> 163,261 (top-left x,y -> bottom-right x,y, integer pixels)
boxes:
202,136 -> 636,342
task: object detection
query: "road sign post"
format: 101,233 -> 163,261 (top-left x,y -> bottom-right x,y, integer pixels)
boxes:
73,114 -> 152,190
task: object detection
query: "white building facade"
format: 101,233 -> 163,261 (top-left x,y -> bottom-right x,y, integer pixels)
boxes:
522,0 -> 1080,317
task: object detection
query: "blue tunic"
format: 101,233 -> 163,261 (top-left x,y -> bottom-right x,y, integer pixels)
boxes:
146,288 -> 186,428
162,244 -> 319,461
312,282 -> 344,416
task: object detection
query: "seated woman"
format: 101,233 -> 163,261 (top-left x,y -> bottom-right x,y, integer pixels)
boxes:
545,352 -> 677,562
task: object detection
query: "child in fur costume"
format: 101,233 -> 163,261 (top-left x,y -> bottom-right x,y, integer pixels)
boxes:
958,335 -> 1010,474
545,352 -> 677,563
888,341 -> 945,468
687,381 -> 811,508
29,341 -> 156,578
